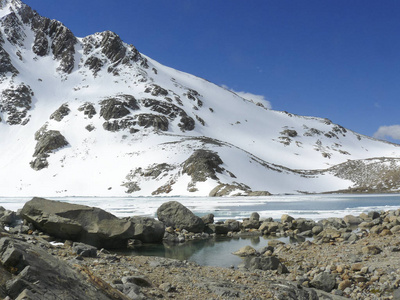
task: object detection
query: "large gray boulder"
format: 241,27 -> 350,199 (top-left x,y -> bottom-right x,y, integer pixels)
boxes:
0,237 -> 115,300
0,206 -> 17,226
310,272 -> 337,292
242,212 -> 261,229
156,201 -> 205,233
127,216 -> 165,243
20,197 -> 135,249
240,256 -> 289,274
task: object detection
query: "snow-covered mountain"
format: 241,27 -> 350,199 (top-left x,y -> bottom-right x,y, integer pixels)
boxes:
1,0 -> 400,197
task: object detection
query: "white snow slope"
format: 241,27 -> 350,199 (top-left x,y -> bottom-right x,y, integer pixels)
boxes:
1,0 -> 400,197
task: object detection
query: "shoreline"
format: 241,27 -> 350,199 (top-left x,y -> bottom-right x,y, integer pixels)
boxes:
1,199 -> 400,299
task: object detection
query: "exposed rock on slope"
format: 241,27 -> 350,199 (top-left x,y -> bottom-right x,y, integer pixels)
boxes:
100,95 -> 139,121
30,128 -> 69,170
50,103 -> 70,121
182,149 -> 224,182
330,157 -> 400,193
0,83 -> 33,125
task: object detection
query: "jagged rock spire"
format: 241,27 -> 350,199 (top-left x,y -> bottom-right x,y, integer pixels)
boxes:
0,0 -> 23,10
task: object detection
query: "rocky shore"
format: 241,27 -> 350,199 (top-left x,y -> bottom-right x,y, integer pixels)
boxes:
1,197 -> 400,299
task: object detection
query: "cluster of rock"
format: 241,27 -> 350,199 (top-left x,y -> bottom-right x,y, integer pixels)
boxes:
0,83 -> 33,125
1,197 -> 400,299
229,209 -> 400,299
155,202 -> 400,299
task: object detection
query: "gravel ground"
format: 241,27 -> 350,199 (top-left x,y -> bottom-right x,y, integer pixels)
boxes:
47,228 -> 400,299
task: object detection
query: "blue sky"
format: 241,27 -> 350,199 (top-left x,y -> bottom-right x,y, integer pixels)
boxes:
23,0 -> 400,142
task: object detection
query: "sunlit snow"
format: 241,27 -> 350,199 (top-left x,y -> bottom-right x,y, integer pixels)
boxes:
1,1 -> 400,197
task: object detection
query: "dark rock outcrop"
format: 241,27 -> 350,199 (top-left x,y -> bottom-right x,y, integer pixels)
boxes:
140,98 -> 195,131
78,102 -> 97,118
1,1 -> 78,73
84,56 -> 105,75
82,31 -> 147,75
20,197 -> 136,249
157,201 -> 205,233
30,126 -> 69,170
32,129 -> 68,157
0,84 -> 33,125
185,89 -> 203,108
123,164 -> 176,194
0,46 -> 18,76
144,84 -> 168,97
1,12 -> 25,47
100,95 -> 139,120
32,30 -> 49,56
30,154 -> 49,170
136,113 -> 169,131
0,1 -> 78,73
47,21 -> 77,73
178,115 -> 195,131
182,150 -> 224,182
103,117 -> 137,132
50,103 -> 70,121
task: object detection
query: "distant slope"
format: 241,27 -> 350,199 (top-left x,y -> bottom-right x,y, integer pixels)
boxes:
1,0 -> 400,197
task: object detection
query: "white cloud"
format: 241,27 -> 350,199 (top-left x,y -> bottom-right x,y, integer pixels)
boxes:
373,125 -> 400,141
222,85 -> 272,109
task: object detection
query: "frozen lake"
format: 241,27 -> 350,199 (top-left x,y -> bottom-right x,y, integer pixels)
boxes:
2,194 -> 399,267
1,193 -> 400,221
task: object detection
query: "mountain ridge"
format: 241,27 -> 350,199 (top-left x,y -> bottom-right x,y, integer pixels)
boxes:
1,0 -> 400,197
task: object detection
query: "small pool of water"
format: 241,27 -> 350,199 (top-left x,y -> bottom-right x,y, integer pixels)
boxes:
119,235 -> 309,268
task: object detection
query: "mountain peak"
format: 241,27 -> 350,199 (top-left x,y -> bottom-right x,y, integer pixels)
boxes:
1,1 -> 400,197
0,0 -> 22,9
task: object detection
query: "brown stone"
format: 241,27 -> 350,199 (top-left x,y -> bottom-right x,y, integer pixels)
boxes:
336,265 -> 346,273
351,263 -> 363,271
359,213 -> 370,221
370,275 -> 380,282
268,239 -> 285,248
344,215 -> 362,225
380,229 -> 392,236
353,275 -> 367,283
370,225 -> 384,235
362,245 -> 382,255
281,214 -> 294,223
391,225 -> 400,234
232,245 -> 257,257
342,274 -> 351,281
338,279 -> 352,291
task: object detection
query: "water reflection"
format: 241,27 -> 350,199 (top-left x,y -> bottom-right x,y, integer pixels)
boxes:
119,235 -> 307,268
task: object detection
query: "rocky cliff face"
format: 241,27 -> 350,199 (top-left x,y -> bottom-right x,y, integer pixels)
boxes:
1,0 -> 400,197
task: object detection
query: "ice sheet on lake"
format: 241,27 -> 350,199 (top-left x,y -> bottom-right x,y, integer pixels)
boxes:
1,194 -> 399,221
